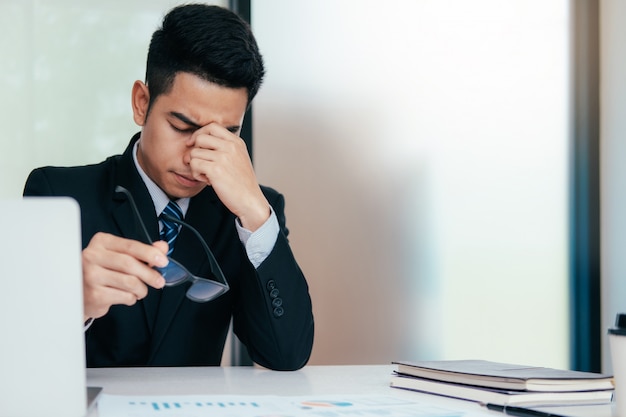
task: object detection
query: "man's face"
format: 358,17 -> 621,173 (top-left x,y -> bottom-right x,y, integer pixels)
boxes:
132,72 -> 248,199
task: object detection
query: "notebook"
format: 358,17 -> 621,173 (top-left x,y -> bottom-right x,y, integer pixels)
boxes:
0,197 -> 100,417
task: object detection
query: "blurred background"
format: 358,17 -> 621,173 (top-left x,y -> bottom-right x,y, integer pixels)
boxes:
1,0 -> 624,373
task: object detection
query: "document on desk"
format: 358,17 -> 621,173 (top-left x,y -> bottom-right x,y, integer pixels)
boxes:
97,393 -> 493,416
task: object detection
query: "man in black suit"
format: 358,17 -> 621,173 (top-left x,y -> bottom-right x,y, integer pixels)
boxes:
23,4 -> 313,370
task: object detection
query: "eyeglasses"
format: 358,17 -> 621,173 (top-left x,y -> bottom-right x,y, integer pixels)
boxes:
115,186 -> 229,302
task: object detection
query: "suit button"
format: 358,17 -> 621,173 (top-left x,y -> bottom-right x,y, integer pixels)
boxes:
266,280 -> 276,290
273,306 -> 284,317
269,288 -> 280,298
272,297 -> 283,308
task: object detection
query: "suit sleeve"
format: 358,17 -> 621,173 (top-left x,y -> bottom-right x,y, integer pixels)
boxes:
232,190 -> 314,370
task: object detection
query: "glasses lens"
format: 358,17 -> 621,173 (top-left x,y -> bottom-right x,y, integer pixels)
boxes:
154,258 -> 189,285
186,279 -> 228,302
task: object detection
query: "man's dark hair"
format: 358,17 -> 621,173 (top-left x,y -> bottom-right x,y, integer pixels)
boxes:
145,4 -> 265,111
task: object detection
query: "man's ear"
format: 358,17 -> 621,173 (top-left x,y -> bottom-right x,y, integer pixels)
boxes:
131,80 -> 150,126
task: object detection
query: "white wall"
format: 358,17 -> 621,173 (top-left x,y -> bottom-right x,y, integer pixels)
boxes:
253,0 -> 571,367
600,0 -> 626,374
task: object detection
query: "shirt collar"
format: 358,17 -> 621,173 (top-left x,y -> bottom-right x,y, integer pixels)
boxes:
132,139 -> 190,218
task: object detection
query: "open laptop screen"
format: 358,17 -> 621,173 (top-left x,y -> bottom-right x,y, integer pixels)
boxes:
0,197 -> 88,417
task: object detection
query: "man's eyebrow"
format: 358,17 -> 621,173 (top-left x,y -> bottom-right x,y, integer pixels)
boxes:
170,112 -> 202,129
170,111 -> 241,133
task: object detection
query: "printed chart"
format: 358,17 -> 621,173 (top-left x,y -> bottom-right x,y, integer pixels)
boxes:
97,394 -> 487,417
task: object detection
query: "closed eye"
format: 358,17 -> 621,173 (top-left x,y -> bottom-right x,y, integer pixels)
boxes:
170,124 -> 195,134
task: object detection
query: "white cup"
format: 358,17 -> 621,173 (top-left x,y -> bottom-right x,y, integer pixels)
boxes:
609,313 -> 626,416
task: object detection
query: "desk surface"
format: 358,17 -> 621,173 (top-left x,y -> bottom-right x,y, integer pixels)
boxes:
86,365 -> 614,417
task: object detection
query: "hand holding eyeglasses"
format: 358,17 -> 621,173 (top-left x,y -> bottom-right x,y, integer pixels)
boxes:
82,186 -> 230,322
82,231 -> 169,320
116,186 -> 230,303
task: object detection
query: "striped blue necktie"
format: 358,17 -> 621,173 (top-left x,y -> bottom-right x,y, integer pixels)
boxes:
160,201 -> 183,256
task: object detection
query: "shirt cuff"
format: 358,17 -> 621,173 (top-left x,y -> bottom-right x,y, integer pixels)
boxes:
236,206 -> 279,268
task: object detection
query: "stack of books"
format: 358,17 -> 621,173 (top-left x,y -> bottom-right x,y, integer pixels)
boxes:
390,360 -> 614,407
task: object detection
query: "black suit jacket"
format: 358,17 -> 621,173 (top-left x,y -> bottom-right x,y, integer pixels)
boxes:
23,134 -> 314,370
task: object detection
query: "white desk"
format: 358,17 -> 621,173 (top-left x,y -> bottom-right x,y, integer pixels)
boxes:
86,365 -> 614,417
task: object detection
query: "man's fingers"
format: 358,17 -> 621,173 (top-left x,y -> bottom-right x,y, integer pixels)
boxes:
100,233 -> 169,269
85,234 -> 167,289
82,233 -> 172,318
96,268 -> 152,300
83,280 -> 144,319
152,240 -> 169,255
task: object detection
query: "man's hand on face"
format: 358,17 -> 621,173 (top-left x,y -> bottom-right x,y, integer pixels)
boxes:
82,232 -> 168,320
186,123 -> 270,231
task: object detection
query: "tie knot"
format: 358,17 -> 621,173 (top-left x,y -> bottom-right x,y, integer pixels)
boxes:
160,201 -> 183,256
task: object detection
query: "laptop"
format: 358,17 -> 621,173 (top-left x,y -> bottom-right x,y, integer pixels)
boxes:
0,197 -> 100,417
